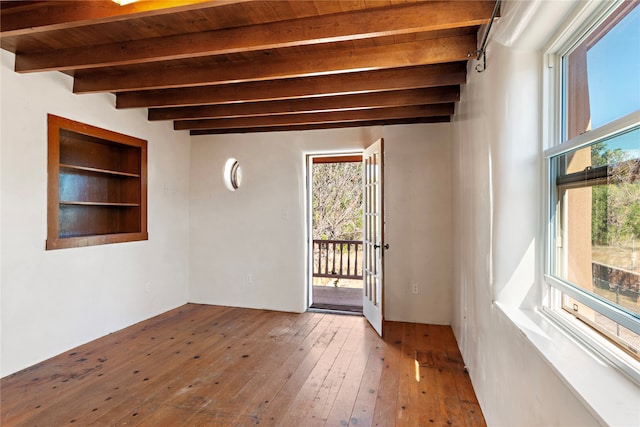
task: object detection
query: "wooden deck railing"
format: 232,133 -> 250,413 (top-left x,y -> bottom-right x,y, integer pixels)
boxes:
592,261 -> 640,303
313,239 -> 363,280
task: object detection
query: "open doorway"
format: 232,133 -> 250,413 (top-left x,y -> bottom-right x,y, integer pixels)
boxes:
307,154 -> 363,313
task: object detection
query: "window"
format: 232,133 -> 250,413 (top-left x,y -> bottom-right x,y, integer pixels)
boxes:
223,158 -> 242,191
545,1 -> 640,377
47,115 -> 148,249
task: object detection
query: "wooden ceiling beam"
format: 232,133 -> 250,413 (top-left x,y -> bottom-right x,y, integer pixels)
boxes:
174,103 -> 455,130
117,63 -> 467,109
0,0 -> 246,37
15,1 -> 494,73
74,36 -> 476,93
148,86 -> 460,121
190,116 -> 450,135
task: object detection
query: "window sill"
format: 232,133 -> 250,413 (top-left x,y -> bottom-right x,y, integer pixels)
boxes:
495,302 -> 640,427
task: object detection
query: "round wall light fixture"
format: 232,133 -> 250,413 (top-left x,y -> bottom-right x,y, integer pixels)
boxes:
223,158 -> 242,191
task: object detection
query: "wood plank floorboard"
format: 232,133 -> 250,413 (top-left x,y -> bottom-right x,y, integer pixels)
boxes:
1,304 -> 485,426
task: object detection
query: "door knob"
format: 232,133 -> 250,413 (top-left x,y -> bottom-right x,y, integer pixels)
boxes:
374,243 -> 389,249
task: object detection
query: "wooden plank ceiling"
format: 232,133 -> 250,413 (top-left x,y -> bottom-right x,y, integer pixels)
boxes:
0,0 -> 497,135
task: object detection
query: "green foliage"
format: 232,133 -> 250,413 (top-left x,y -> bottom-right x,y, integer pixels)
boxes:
591,144 -> 640,247
592,185 -> 609,246
626,203 -> 640,238
590,142 -> 625,167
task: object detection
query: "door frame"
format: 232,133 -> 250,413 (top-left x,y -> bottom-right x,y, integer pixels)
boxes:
305,151 -> 364,311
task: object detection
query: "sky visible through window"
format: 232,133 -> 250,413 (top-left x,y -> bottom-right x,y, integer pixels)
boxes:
587,4 -> 640,131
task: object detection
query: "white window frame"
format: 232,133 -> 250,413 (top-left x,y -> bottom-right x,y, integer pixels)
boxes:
542,0 -> 640,384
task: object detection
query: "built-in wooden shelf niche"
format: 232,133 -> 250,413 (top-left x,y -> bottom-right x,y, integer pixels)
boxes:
46,114 -> 148,250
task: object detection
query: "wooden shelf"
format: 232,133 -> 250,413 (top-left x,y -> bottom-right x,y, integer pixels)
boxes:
59,201 -> 141,207
47,114 -> 148,250
59,163 -> 141,178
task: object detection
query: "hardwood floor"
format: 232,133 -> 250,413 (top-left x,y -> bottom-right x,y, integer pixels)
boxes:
1,304 -> 485,426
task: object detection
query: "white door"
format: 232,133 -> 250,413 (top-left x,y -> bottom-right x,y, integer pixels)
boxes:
362,138 -> 385,336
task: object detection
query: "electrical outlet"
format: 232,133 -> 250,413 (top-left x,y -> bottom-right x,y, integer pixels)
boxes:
247,274 -> 253,284
145,282 -> 151,293
411,283 -> 419,294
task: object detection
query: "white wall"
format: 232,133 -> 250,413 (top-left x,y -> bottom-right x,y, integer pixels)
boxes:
0,50 -> 191,377
451,1 -> 600,425
384,124 -> 452,324
189,124 -> 452,324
